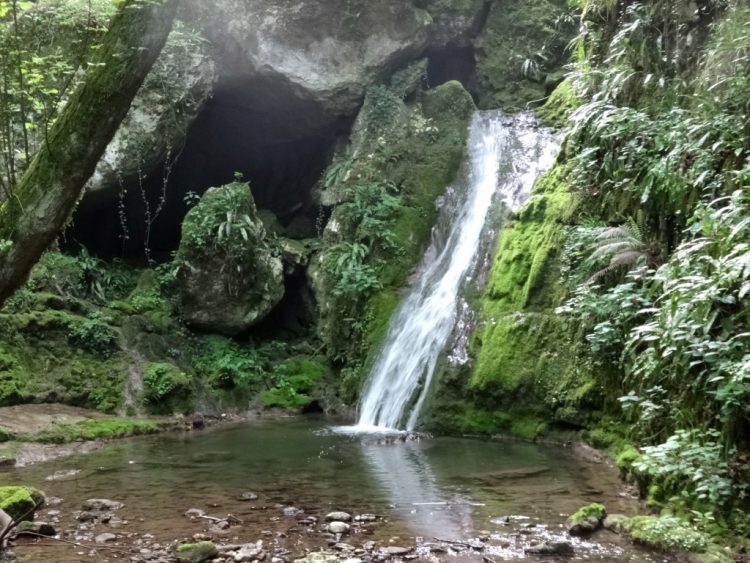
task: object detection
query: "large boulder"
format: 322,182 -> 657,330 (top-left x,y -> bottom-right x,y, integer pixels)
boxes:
185,1 -> 439,122
175,181 -> 284,335
85,24 -> 216,194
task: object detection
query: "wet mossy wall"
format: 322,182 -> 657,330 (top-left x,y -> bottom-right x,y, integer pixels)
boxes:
424,165 -> 603,436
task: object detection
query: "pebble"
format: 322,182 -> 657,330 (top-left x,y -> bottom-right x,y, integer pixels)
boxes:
353,514 -> 376,522
325,511 -> 352,522
95,532 -> 117,544
238,492 -> 259,501
327,521 -> 350,534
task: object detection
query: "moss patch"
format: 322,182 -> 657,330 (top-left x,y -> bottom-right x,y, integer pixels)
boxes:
0,486 -> 45,521
24,418 -> 166,444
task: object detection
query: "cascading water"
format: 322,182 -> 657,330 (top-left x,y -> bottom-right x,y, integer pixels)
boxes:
347,111 -> 560,432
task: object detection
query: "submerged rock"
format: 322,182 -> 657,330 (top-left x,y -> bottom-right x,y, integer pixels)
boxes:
82,499 -> 124,512
176,181 -> 284,335
15,521 -> 56,537
524,540 -> 574,556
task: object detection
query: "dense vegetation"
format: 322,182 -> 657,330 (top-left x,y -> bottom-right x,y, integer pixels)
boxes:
1,0 -> 750,557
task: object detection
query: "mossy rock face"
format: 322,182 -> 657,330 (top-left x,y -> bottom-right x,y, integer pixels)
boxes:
0,486 -> 45,522
458,165 -> 600,433
313,79 -> 476,379
175,541 -> 218,563
474,0 -> 572,110
176,182 -> 284,336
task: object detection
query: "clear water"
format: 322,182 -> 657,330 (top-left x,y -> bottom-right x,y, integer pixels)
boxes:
352,112 -> 560,431
5,418 -> 664,562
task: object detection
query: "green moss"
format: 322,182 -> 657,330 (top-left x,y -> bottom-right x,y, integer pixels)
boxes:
261,358 -> 325,410
175,541 -> 218,563
464,164 -> 600,429
538,79 -> 582,127
623,516 -> 709,553
25,418 -> 165,444
0,486 -> 45,521
569,503 -> 607,524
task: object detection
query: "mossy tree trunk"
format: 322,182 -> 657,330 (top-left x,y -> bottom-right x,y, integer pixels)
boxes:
0,0 -> 178,304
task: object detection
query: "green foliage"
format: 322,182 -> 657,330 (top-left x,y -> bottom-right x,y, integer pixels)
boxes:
142,362 -> 192,409
623,515 -> 709,553
261,358 -> 324,410
633,429 -> 748,524
193,336 -> 264,389
67,312 -> 118,354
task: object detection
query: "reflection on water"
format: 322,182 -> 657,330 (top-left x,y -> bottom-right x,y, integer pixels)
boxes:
5,418 -> 661,562
359,439 -> 472,540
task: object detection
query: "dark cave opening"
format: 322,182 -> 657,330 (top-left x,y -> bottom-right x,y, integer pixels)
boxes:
426,45 -> 478,94
67,78 -> 352,262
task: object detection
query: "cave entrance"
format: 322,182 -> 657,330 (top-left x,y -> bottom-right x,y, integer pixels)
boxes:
68,77 -> 351,262
426,45 -> 478,94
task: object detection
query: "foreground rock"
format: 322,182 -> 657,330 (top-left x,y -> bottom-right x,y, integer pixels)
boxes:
567,503 -> 606,537
525,540 -> 575,556
176,181 -> 284,335
175,541 -> 219,563
0,486 -> 45,521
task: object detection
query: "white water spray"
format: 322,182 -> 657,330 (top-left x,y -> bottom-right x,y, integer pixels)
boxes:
345,111 -> 560,432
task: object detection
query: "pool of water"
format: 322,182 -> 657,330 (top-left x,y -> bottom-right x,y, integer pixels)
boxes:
3,417 -> 665,562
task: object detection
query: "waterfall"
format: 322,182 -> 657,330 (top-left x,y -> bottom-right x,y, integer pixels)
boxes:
347,111 -> 560,432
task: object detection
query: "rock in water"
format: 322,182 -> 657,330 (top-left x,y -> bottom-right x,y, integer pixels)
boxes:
524,541 -> 574,556
82,499 -> 124,512
326,521 -> 350,534
0,486 -> 45,522
176,181 -> 284,335
325,511 -> 352,522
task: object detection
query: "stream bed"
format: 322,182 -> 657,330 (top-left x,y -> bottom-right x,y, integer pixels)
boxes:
4,417 -> 668,562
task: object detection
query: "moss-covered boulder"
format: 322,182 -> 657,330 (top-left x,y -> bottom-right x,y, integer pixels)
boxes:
567,503 -> 606,536
175,541 -> 218,563
175,181 -> 284,335
0,486 -> 45,522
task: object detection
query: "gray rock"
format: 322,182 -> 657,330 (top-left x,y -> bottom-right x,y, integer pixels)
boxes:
185,508 -> 205,519
325,511 -> 352,522
354,514 -> 376,522
326,521 -> 350,534
85,29 -> 216,196
95,532 -> 117,544
283,506 -> 302,516
524,541 -> 574,556
238,492 -> 259,501
82,499 -> 123,512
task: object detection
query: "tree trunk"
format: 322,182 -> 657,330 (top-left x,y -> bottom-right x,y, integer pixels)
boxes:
0,0 -> 178,304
